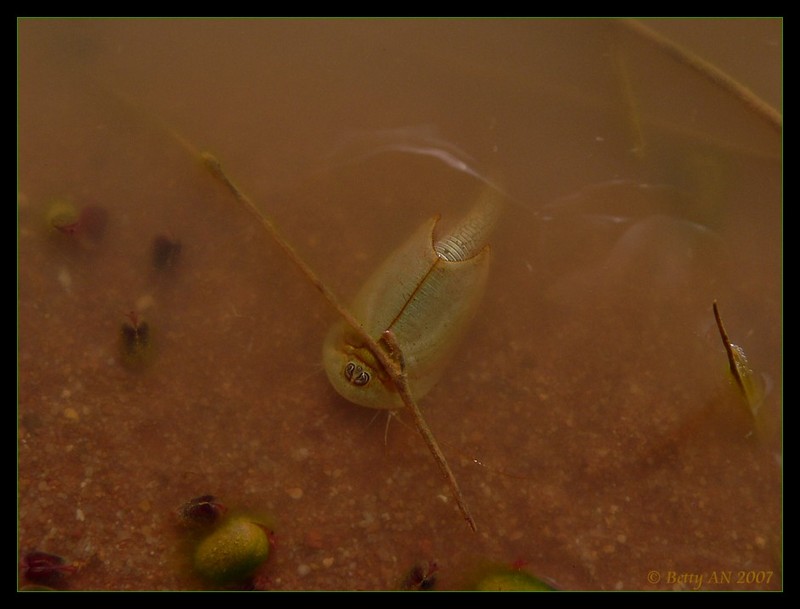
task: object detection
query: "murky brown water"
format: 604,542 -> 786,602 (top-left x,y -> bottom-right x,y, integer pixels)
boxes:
19,19 -> 781,591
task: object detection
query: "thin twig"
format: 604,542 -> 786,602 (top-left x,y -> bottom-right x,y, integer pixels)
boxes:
199,150 -> 477,532
620,19 -> 782,132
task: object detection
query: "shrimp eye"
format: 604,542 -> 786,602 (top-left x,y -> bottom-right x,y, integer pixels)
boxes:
354,370 -> 371,386
344,362 -> 371,387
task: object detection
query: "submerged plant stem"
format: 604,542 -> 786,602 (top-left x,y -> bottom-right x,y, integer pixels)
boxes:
197,150 -> 477,533
608,27 -> 647,158
620,19 -> 782,132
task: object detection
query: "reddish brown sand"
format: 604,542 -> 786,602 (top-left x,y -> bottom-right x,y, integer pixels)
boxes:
19,19 -> 781,590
